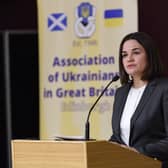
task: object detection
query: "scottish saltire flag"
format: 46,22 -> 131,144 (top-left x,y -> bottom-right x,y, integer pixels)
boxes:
48,13 -> 67,31
104,9 -> 123,27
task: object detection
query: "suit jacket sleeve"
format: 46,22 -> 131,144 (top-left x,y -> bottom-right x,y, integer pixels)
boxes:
137,85 -> 168,161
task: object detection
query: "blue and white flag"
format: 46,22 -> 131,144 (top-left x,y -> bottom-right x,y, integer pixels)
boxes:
48,13 -> 67,31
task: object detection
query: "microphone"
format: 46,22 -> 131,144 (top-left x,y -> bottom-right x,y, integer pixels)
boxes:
85,75 -> 120,140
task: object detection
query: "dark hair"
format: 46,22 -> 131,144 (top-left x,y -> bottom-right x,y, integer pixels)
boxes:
119,32 -> 164,85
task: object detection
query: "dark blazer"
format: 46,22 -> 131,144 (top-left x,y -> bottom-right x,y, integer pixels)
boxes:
109,77 -> 168,168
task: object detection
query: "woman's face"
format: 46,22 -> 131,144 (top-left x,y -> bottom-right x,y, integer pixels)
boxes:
121,39 -> 148,79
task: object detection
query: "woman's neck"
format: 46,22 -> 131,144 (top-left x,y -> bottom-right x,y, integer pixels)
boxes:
132,77 -> 148,88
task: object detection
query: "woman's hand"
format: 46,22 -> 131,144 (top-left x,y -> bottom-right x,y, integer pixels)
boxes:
120,144 -> 139,153
109,141 -> 139,153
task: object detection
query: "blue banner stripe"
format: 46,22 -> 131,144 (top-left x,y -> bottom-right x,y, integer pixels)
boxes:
104,9 -> 123,19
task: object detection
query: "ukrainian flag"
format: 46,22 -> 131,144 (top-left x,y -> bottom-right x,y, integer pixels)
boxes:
104,9 -> 123,27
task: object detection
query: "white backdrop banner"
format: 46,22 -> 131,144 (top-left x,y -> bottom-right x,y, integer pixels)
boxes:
37,0 -> 138,140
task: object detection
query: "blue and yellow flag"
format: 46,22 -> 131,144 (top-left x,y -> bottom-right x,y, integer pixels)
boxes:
104,9 -> 123,27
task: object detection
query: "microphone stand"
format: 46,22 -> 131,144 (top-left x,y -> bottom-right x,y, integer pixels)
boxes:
85,75 -> 119,140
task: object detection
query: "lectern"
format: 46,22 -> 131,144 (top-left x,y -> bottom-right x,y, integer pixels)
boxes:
11,140 -> 161,168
